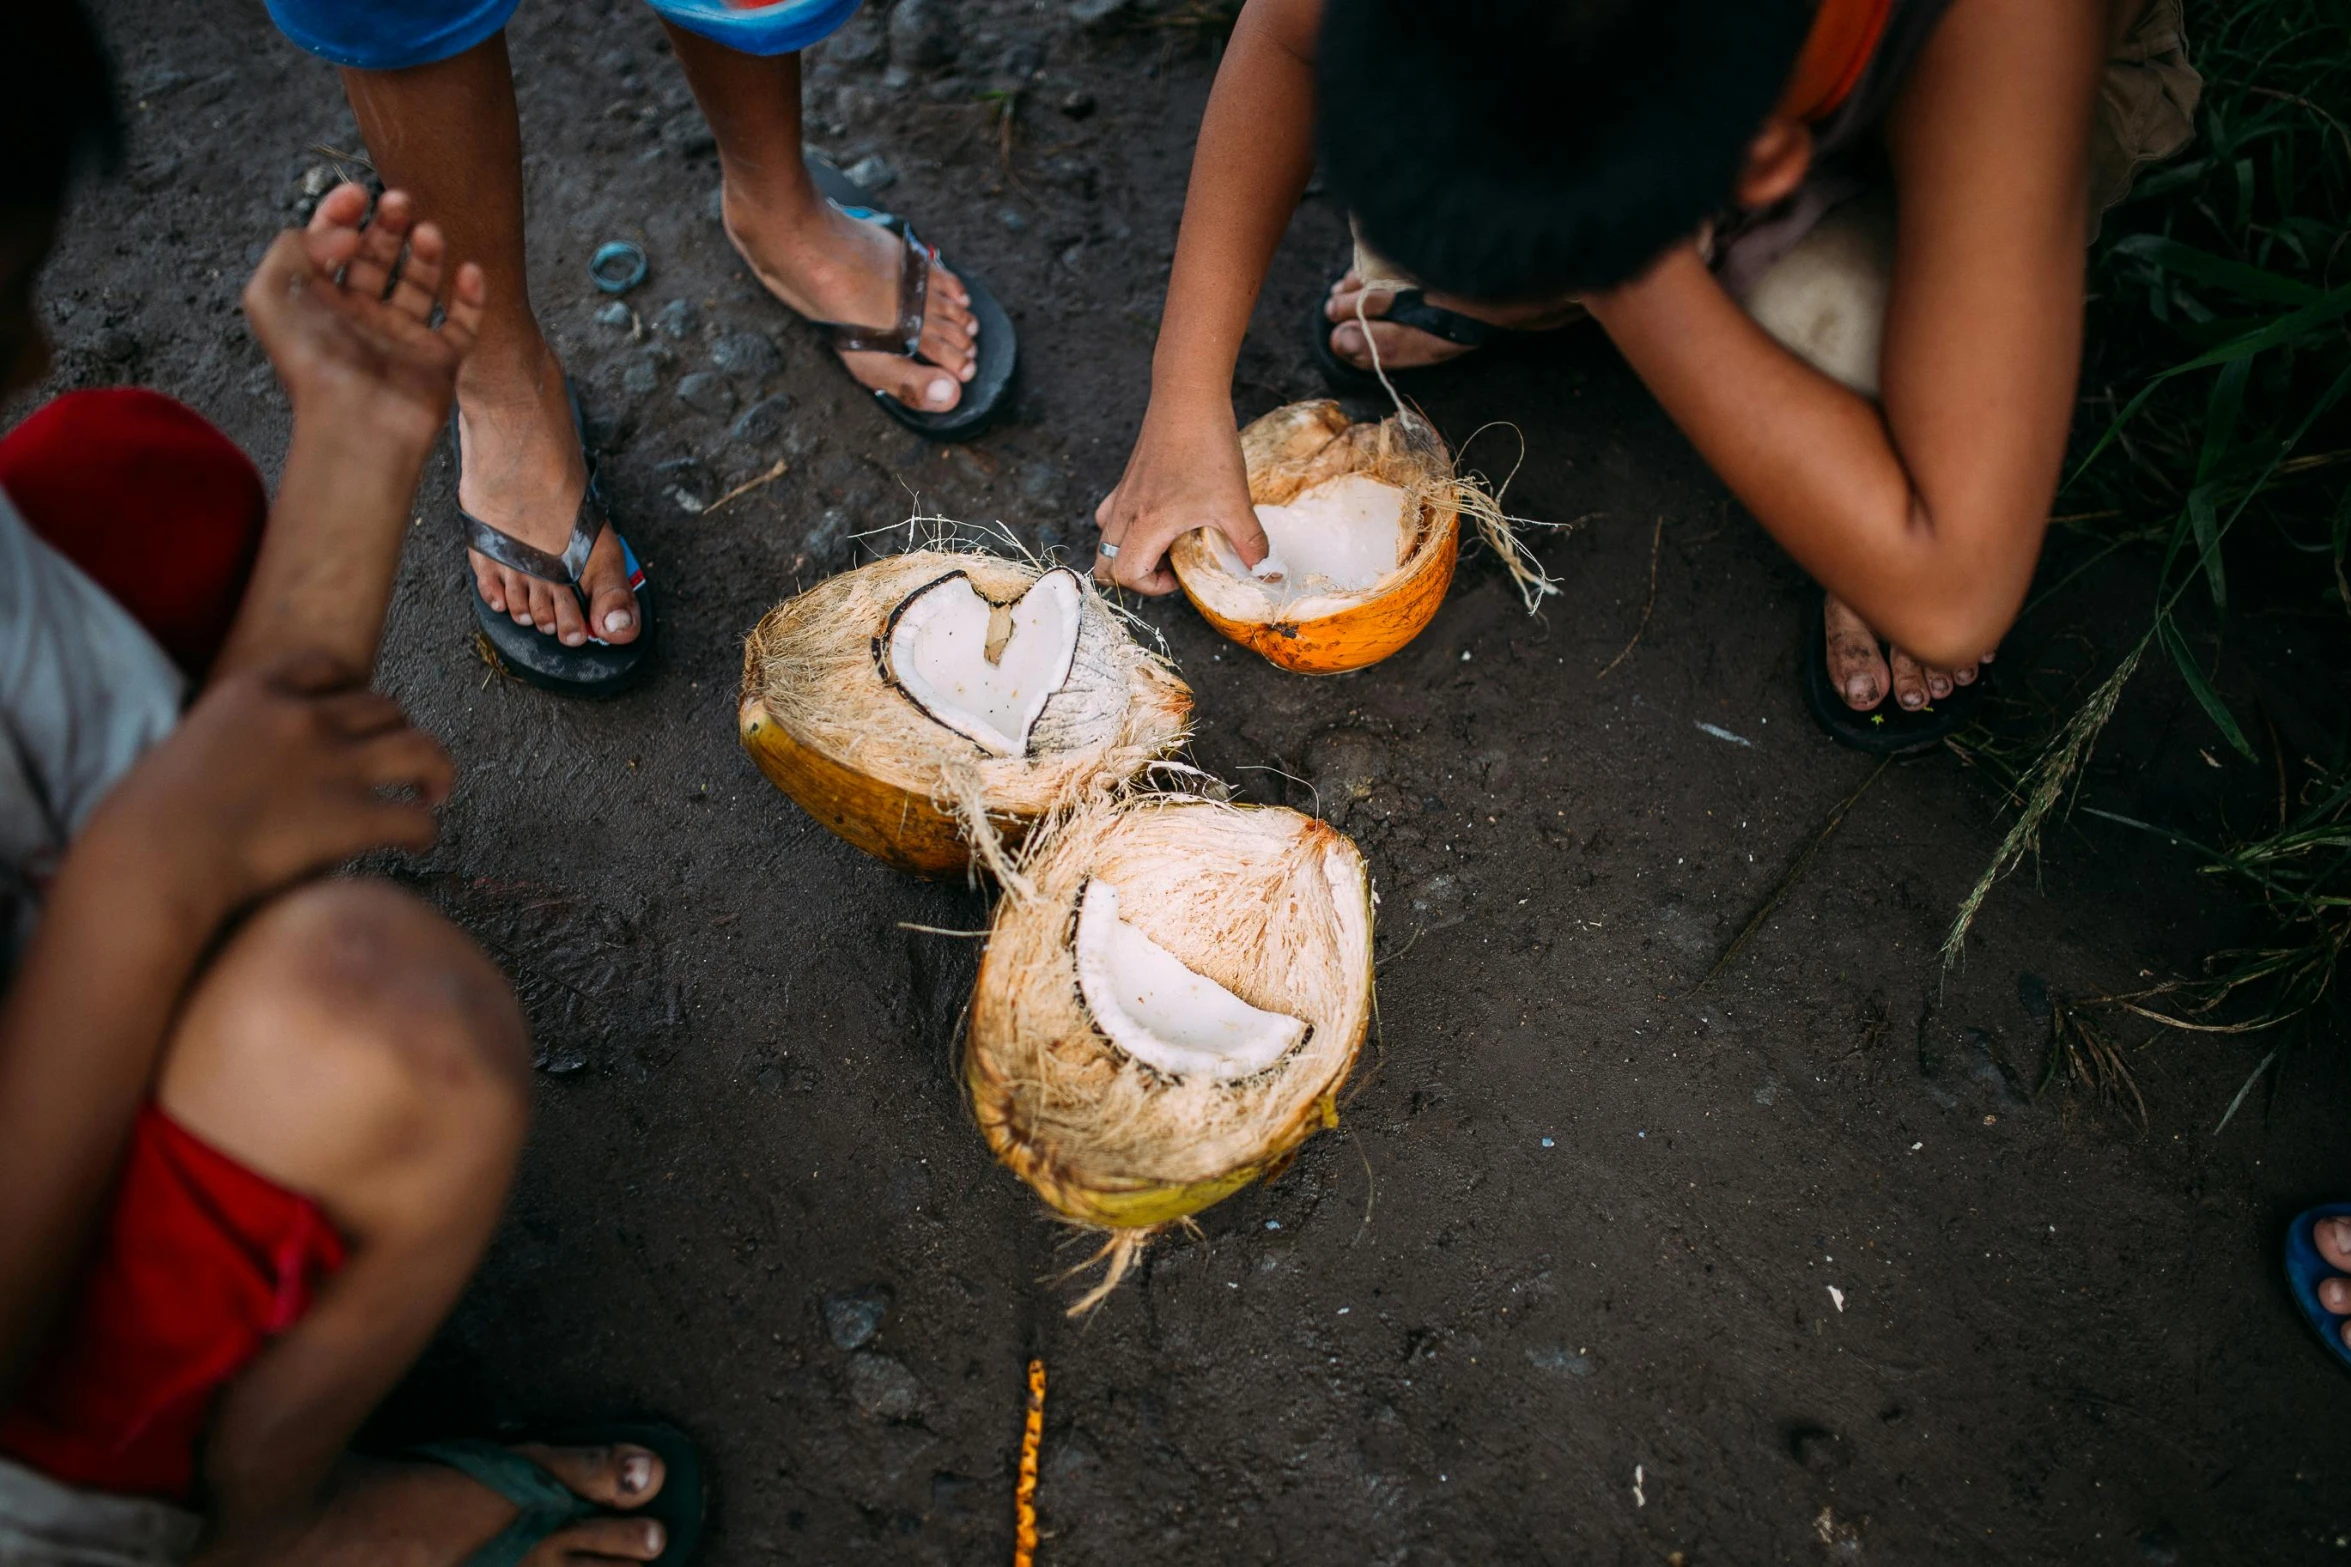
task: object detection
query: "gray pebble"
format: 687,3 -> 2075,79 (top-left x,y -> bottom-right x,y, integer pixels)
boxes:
654,299 -> 698,339
844,1350 -> 923,1421
822,1283 -> 893,1350
595,301 -> 632,328
844,154 -> 897,192
888,0 -> 959,69
1526,1345 -> 1592,1378
999,208 -> 1029,232
710,330 -> 783,380
730,394 -> 792,447
1058,89 -> 1096,119
1069,0 -> 1135,27
620,358 -> 661,399
675,372 -> 736,418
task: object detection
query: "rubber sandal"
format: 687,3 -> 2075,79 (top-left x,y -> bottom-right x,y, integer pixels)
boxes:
1800,586 -> 1987,755
460,381 -> 655,698
413,1421 -> 707,1567
1307,269 -> 1500,395
790,155 -> 1017,442
2285,1203 -> 2351,1369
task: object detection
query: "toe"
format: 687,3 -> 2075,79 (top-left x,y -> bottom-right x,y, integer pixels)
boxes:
1821,596 -> 1888,711
1920,659 -> 1954,701
550,583 -> 588,648
526,577 -> 562,636
511,1443 -> 664,1511
849,350 -> 962,413
537,1514 -> 666,1564
470,551 -> 508,614
582,529 -> 641,644
2317,1215 -> 2351,1272
1329,320 -> 1371,369
2321,1276 -> 2351,1314
1951,660 -> 1978,687
927,255 -> 972,311
1888,647 -> 1931,711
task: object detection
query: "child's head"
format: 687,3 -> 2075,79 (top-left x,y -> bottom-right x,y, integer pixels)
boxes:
1317,0 -> 1812,301
1,2 -> 122,398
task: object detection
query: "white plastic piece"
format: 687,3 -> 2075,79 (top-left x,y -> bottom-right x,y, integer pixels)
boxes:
1074,879 -> 1308,1081
1210,473 -> 1409,599
887,568 -> 1083,757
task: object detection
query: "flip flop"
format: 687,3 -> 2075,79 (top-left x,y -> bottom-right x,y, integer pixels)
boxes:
2284,1203 -> 2351,1369
413,1421 -> 707,1567
460,381 -> 655,698
1800,586 -> 1987,755
1307,270 -> 1500,396
792,155 -> 1017,442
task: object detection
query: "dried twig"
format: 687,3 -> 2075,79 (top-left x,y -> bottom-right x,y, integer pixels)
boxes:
1596,516 -> 1663,679
699,459 -> 788,516
1707,758 -> 1891,982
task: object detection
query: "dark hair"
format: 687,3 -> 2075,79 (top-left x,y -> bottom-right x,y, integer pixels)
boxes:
0,2 -> 123,215
1317,0 -> 1810,298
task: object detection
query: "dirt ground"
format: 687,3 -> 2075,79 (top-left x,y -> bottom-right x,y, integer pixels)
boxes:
47,1 -> 2351,1561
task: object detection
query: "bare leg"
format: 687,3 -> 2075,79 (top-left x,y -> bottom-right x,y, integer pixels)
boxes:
340,42 -> 640,649
662,29 -> 978,413
153,881 -> 663,1566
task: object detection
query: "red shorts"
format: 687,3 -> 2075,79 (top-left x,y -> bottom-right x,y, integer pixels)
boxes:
0,390 -> 346,1504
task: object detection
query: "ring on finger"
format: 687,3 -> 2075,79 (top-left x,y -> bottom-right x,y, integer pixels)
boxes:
1098,541 -> 1120,559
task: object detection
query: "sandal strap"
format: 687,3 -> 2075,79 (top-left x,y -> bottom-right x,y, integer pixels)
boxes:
461,476 -> 608,587
811,212 -> 932,358
1381,288 -> 1496,349
409,1440 -> 599,1567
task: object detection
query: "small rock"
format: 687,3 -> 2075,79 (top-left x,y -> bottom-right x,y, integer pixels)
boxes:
1057,88 -> 1096,119
299,163 -> 335,198
675,372 -> 736,418
844,1350 -> 923,1420
653,298 -> 698,339
1525,1345 -> 1591,1378
2016,970 -> 2051,1023
805,507 -> 851,563
661,110 -> 717,159
729,394 -> 792,447
1752,1077 -> 1778,1106
821,12 -> 887,69
1000,40 -> 1045,79
999,208 -> 1029,232
1786,1424 -> 1850,1474
710,330 -> 783,380
844,154 -> 897,193
1069,0 -> 1134,28
596,301 -> 632,328
1019,462 -> 1060,500
620,357 -> 662,400
889,0 -> 959,70
822,1284 -> 893,1350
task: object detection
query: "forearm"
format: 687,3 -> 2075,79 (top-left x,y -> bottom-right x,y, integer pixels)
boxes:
0,833 -> 221,1395
1149,0 -> 1321,414
1590,250 -> 2037,664
212,400 -> 433,688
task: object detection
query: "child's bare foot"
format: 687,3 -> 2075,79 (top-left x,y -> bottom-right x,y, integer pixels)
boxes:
2315,1216 -> 2351,1352
722,182 -> 977,414
1821,592 -> 1993,712
458,354 -> 640,649
1323,271 -> 1584,371
247,1440 -> 668,1567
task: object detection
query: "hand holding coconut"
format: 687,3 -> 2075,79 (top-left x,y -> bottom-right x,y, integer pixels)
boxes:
1092,389 -> 1270,597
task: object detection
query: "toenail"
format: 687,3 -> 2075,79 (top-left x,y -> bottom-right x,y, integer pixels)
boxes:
1900,690 -> 1923,709
1845,677 -> 1873,704
926,378 -> 955,407
621,1453 -> 652,1494
562,630 -> 585,646
645,1522 -> 666,1553
605,609 -> 633,635
960,362 -> 976,381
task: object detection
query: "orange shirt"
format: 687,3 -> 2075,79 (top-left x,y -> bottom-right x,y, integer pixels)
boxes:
1778,0 -> 1897,122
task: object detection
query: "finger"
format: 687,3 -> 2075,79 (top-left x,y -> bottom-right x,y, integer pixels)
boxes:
343,191 -> 413,301
1220,512 -> 1270,569
310,688 -> 410,738
358,728 -> 457,803
1111,535 -> 1176,596
440,262 -> 488,352
305,181 -> 371,239
387,220 -> 446,321
241,231 -> 321,325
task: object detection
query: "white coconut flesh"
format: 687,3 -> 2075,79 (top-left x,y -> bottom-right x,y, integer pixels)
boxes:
1074,879 -> 1309,1081
1209,473 -> 1411,602
885,568 -> 1084,757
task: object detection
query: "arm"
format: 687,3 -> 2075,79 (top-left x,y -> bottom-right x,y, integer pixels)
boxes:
1094,0 -> 1323,594
1585,0 -> 2104,667
213,185 -> 484,685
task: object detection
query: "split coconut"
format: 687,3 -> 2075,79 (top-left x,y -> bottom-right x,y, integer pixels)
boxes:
965,797 -> 1375,1305
739,550 -> 1192,878
1170,400 -> 1460,675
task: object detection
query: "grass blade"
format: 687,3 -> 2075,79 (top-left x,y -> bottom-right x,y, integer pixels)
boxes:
2158,615 -> 2256,761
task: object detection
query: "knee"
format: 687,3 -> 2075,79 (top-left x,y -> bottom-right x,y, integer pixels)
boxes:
157,879 -> 531,1232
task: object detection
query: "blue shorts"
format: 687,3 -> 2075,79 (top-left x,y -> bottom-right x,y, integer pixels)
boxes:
268,0 -> 861,68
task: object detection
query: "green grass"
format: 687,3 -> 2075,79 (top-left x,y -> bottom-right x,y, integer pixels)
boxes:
1945,0 -> 2351,1104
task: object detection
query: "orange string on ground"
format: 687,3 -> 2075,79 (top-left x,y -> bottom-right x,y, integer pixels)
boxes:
1014,1358 -> 1046,1567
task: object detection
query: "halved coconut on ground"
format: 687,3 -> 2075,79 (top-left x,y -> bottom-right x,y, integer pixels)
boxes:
740,551 -> 1192,877
966,797 -> 1374,1303
1170,399 -> 1460,674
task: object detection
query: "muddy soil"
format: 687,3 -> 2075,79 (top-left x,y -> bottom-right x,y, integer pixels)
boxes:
48,1 -> 2351,1561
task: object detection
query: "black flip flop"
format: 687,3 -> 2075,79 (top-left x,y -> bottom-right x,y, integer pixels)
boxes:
412,1420 -> 707,1567
1307,269 -> 1499,395
1801,587 -> 1987,754
797,156 -> 1017,441
461,382 -> 655,698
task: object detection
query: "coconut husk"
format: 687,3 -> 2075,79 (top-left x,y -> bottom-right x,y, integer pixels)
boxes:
965,796 -> 1375,1309
1170,401 -> 1463,673
739,550 -> 1192,883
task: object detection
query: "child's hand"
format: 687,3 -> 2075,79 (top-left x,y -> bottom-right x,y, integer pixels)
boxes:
1093,395 -> 1269,595
241,184 -> 485,457
80,652 -> 454,926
